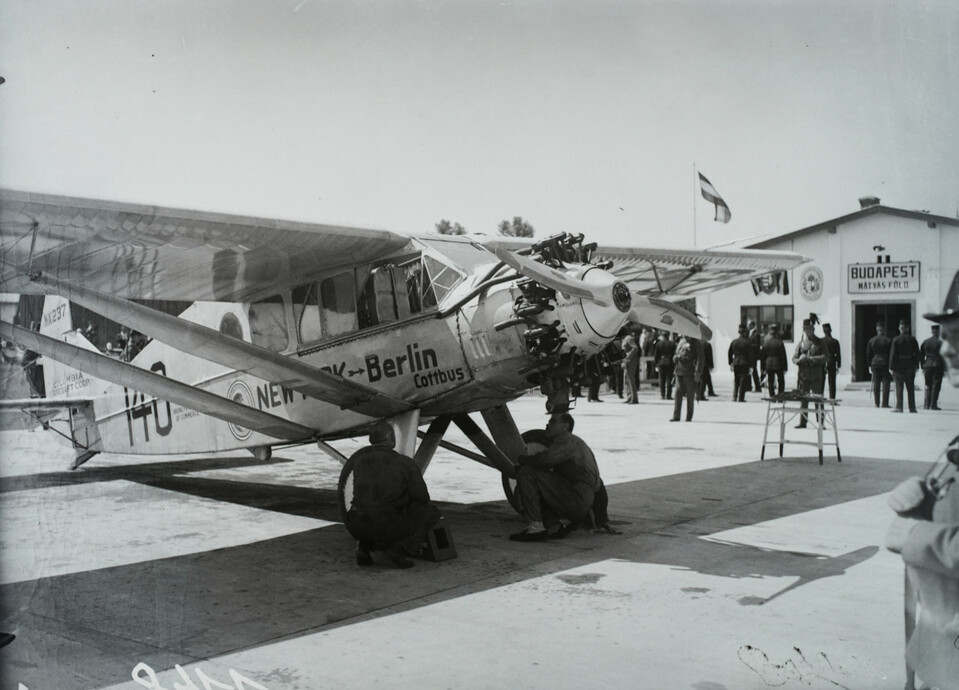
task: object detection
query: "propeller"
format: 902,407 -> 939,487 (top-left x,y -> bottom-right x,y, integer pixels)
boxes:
492,248 -> 612,308
628,296 -> 712,341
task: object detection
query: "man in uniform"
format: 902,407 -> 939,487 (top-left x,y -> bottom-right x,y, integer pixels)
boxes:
345,422 -> 441,568
728,324 -> 752,402
622,330 -> 640,404
866,322 -> 893,408
792,318 -> 827,428
761,322 -> 788,400
821,322 -> 842,400
747,319 -> 763,393
670,336 -> 704,422
654,331 -> 676,400
509,413 -> 601,542
885,274 -> 959,689
920,324 -> 944,410
889,319 -> 920,413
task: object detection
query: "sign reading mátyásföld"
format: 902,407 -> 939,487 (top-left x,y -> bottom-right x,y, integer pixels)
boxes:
847,262 -> 920,294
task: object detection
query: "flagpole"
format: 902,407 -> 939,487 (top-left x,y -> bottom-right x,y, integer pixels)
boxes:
692,162 -> 698,248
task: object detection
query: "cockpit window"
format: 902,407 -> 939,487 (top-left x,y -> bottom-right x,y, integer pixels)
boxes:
423,255 -> 463,304
249,294 -> 289,352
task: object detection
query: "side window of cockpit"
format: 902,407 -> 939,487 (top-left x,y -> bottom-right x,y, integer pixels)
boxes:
219,312 -> 244,340
249,295 -> 289,352
424,255 -> 460,305
292,283 -> 323,343
358,264 -> 416,327
320,272 -> 358,336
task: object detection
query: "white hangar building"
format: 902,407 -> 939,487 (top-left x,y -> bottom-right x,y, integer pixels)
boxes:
701,196 -> 959,388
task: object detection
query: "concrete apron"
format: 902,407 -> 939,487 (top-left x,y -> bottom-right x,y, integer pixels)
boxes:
1,379 -> 955,690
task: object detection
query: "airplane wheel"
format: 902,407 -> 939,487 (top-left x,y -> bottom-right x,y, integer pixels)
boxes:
337,456 -> 357,525
502,429 -> 550,513
251,446 -> 272,462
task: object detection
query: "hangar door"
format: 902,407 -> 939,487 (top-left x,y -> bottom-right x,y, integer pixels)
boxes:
853,302 -> 912,381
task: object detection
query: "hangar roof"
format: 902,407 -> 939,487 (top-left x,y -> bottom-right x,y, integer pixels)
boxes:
748,203 -> 959,250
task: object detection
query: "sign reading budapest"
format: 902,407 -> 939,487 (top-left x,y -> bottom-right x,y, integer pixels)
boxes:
848,261 -> 920,294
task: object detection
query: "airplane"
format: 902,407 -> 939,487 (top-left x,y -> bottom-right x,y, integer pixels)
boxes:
0,189 -> 807,515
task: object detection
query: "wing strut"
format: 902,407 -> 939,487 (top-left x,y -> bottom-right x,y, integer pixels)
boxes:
0,321 -> 315,441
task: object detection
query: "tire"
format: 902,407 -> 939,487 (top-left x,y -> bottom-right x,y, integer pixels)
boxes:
337,456 -> 357,526
502,429 -> 551,513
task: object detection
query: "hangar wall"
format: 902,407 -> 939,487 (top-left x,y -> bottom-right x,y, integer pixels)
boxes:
703,200 -> 959,389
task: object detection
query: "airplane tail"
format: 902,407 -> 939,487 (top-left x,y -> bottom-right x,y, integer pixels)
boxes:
37,295 -> 103,399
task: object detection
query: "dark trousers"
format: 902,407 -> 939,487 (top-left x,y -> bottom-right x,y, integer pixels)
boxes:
871,367 -> 891,407
733,365 -> 751,401
766,369 -> 785,399
514,465 -> 593,527
672,370 -> 696,420
346,503 -> 441,555
697,369 -> 714,399
587,375 -> 602,401
658,364 -> 674,399
797,375 -> 824,427
923,369 -> 943,409
893,368 -> 917,412
625,361 -> 639,402
826,367 -> 838,400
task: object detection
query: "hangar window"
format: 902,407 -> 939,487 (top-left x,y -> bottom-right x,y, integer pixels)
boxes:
219,312 -> 244,340
249,294 -> 289,352
741,305 -> 794,341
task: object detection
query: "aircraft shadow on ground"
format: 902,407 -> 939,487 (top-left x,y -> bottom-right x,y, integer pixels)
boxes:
0,454 -> 915,689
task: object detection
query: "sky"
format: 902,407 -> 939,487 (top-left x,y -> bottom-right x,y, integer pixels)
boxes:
1,0 -> 957,250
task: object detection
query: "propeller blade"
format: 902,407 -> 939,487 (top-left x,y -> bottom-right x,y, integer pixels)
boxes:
628,296 -> 712,341
492,248 -> 610,307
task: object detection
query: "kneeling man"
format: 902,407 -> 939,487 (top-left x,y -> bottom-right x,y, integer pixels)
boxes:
346,422 -> 441,568
510,413 -> 600,542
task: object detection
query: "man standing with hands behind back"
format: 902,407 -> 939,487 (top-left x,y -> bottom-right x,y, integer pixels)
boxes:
889,319 -> 921,413
867,322 -> 893,408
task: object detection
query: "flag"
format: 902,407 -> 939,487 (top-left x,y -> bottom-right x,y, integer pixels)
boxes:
698,172 -> 731,223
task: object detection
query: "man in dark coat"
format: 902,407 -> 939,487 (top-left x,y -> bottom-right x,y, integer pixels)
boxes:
761,322 -> 788,400
919,324 -> 944,410
792,318 -> 827,428
671,336 -> 704,422
889,319 -> 921,413
509,413 -> 601,542
697,340 -> 716,400
345,422 -> 441,568
654,332 -> 676,400
728,324 -> 753,402
866,322 -> 893,408
821,322 -> 842,400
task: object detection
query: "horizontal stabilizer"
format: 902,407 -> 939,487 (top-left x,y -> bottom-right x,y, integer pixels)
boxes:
30,275 -> 415,418
0,321 -> 315,441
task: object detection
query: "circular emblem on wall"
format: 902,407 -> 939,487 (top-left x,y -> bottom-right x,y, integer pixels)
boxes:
801,266 -> 823,301
226,379 -> 254,441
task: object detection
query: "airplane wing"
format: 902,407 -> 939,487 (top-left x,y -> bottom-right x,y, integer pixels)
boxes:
592,245 -> 805,299
483,238 -> 805,300
0,189 -> 412,302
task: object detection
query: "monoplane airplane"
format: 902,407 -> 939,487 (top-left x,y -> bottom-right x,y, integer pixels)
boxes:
0,189 -> 806,511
